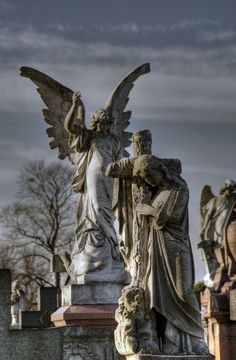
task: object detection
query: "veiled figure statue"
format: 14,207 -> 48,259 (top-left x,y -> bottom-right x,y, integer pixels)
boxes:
20,63 -> 150,283
111,155 -> 208,356
106,130 -> 182,286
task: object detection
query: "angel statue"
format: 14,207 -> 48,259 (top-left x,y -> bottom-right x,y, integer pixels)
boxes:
20,63 -> 150,283
199,180 -> 236,288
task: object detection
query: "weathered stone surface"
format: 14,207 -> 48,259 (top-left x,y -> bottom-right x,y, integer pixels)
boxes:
63,325 -> 120,360
62,283 -> 123,305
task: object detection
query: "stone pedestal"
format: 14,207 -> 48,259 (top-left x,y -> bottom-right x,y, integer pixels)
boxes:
51,304 -> 117,327
63,325 -> 120,360
52,283 -> 122,328
201,288 -> 236,360
126,356 -> 214,360
62,283 -> 123,305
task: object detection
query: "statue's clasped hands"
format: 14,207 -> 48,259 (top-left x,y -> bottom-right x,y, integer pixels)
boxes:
136,203 -> 157,217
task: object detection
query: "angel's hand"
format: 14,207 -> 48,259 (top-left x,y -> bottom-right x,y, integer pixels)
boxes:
72,91 -> 81,106
136,203 -> 157,217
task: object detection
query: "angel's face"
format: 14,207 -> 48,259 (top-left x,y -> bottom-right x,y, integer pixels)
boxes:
96,112 -> 112,135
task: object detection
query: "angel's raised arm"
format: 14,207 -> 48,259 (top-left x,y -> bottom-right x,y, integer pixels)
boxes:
64,91 -> 85,134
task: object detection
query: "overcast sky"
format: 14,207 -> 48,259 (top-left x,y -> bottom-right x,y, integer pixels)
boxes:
0,0 -> 236,281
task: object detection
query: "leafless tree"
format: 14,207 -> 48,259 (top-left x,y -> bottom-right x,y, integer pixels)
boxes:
0,160 -> 76,308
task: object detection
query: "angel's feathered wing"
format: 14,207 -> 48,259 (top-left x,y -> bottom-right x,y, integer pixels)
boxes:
20,67 -> 85,162
105,63 -> 150,152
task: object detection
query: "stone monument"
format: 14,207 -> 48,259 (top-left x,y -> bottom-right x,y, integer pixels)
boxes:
199,180 -> 236,360
20,63 -> 212,359
108,153 -> 212,358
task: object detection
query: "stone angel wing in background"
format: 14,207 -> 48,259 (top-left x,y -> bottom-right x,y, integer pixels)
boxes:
20,66 -> 85,164
20,63 -> 150,161
105,63 -> 150,155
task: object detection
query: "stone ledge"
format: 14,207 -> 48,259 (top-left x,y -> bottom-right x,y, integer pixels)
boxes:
51,304 -> 117,328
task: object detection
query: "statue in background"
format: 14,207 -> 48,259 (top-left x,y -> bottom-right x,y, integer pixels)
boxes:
199,179 -> 236,288
11,280 -> 26,329
111,155 -> 208,356
20,63 -> 150,283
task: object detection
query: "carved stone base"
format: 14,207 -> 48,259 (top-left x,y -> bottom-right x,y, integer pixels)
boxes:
126,355 -> 214,360
51,304 -> 117,328
62,283 -> 123,305
75,269 -> 127,284
63,325 -> 120,360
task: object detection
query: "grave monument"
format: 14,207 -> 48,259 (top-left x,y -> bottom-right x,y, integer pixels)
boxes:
20,63 -> 213,359
199,180 -> 236,360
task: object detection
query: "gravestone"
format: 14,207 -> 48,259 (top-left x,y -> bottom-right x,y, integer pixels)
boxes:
21,287 -> 58,328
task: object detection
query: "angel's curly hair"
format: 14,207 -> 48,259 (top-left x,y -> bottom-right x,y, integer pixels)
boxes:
219,179 -> 236,195
90,109 -> 112,131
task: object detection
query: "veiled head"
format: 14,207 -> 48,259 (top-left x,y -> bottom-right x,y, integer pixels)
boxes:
90,109 -> 112,135
133,155 -> 170,187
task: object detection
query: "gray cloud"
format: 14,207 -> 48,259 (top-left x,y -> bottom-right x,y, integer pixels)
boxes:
0,0 -> 15,13
198,29 -> 236,43
0,22 -> 236,125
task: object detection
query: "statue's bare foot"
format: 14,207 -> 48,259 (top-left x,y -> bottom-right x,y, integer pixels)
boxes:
58,250 -> 71,270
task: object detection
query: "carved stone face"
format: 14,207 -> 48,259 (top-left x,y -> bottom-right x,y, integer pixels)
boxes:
92,109 -> 112,135
123,287 -> 144,313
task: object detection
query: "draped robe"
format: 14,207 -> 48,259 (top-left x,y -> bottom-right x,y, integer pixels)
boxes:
68,127 -> 124,277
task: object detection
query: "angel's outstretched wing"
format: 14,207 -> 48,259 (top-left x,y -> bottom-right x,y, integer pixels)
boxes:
200,185 -> 215,227
20,67 -> 85,162
105,63 -> 150,152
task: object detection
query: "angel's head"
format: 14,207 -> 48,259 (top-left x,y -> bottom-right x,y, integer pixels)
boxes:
219,179 -> 236,196
90,109 -> 112,135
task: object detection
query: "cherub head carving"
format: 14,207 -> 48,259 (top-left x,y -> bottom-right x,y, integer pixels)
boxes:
118,286 -> 145,318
